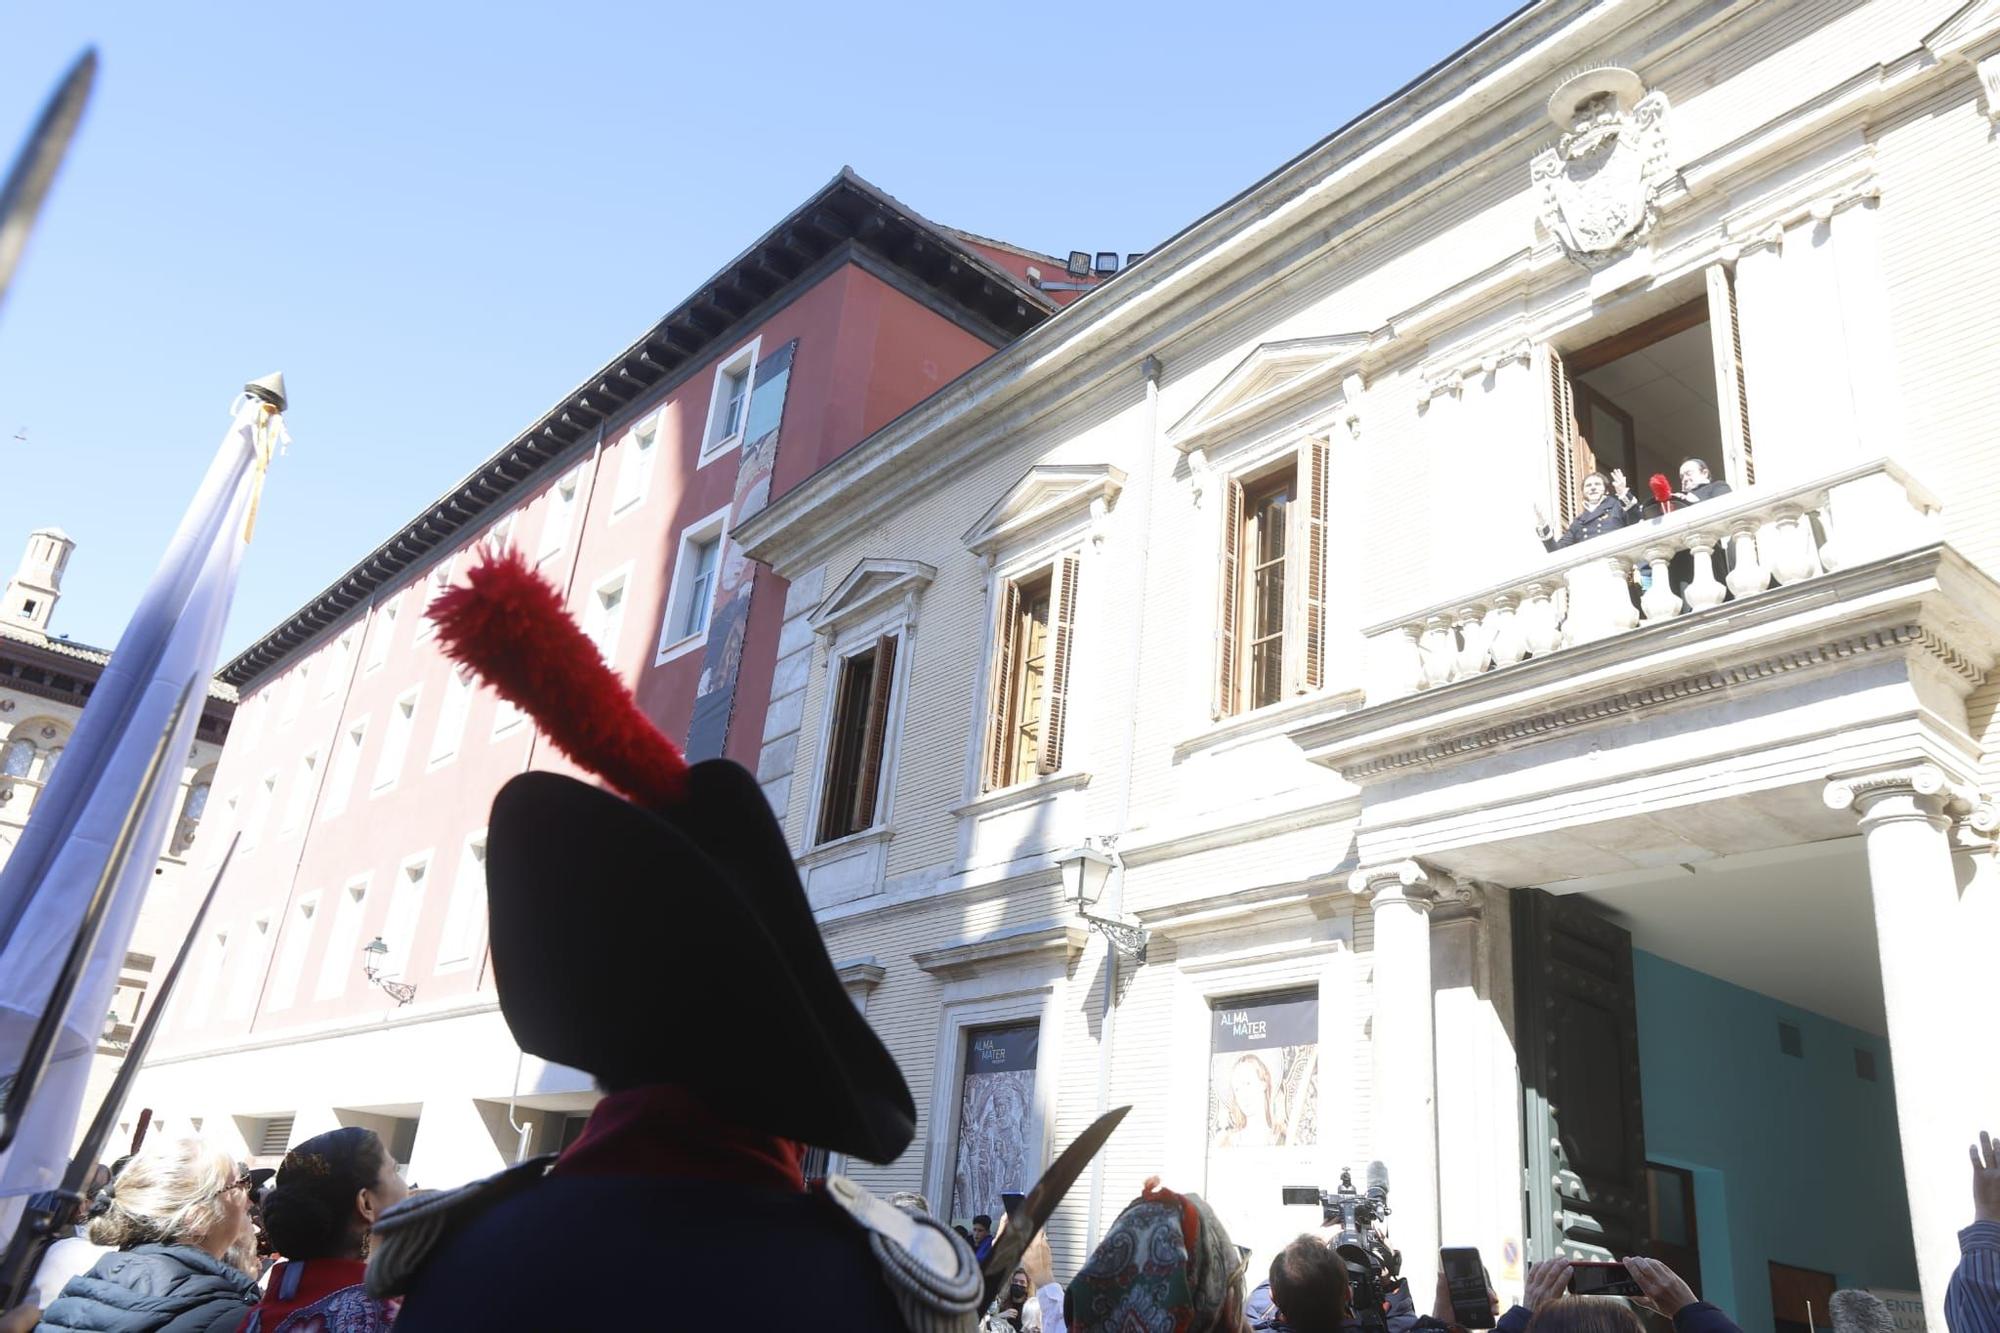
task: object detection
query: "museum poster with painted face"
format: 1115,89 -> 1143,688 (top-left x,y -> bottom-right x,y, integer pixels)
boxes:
951,1022 -> 1039,1226
1206,992 -> 1320,1261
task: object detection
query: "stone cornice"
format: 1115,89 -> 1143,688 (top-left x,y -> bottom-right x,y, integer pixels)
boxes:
910,920 -> 1088,980
1300,545 -> 2000,784
736,0 -> 1986,580
833,956 -> 888,995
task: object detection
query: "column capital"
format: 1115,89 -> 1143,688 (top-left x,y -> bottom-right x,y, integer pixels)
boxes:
1823,762 -> 1990,831
1348,859 -> 1470,909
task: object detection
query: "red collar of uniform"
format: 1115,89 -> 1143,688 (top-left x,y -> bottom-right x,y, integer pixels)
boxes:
550,1084 -> 806,1191
256,1258 -> 369,1319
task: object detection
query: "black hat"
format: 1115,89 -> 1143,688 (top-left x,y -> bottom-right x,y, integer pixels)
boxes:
486,762 -> 914,1162
430,547 -> 915,1165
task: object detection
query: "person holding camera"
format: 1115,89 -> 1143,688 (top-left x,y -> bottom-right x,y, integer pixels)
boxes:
1493,1256 -> 1743,1333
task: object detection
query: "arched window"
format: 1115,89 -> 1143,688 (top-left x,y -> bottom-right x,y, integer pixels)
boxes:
172,764 -> 217,855
1,718 -> 74,784
1,739 -> 34,779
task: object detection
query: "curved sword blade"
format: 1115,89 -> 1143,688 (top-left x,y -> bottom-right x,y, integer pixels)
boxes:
981,1104 -> 1130,1306
0,48 -> 97,313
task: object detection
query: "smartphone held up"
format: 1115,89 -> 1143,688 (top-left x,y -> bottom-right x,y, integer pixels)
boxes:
1568,1261 -> 1645,1298
1440,1247 -> 1496,1329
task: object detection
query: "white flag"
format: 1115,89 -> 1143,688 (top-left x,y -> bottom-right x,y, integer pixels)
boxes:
0,391 -> 283,1210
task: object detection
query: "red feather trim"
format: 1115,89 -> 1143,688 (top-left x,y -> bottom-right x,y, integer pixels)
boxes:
1649,473 -> 1674,506
426,546 -> 688,807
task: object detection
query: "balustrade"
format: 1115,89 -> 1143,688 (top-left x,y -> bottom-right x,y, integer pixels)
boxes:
1363,458 -> 1939,702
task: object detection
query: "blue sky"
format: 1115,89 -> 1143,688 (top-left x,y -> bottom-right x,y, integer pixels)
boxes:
0,0 -> 1518,657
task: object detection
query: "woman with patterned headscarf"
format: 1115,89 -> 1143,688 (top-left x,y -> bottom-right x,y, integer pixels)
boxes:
1067,1178 -> 1250,1332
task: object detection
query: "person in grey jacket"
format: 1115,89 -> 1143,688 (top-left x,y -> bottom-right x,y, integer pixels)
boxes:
38,1138 -> 260,1333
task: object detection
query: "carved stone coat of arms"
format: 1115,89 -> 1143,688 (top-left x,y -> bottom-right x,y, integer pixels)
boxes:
1532,67 -> 1673,263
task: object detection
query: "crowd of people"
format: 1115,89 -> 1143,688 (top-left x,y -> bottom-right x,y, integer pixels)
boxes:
3,1122 -> 1994,1332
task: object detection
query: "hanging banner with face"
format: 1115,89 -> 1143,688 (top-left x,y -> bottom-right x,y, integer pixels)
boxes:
950,1022 -> 1039,1227
1206,992 -> 1321,1262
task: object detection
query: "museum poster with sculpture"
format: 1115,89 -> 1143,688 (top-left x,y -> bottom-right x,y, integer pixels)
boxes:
1207,991 -> 1320,1261
950,1023 -> 1038,1225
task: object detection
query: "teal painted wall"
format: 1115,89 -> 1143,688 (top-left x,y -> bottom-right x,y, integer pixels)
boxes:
1633,951 -> 1917,1333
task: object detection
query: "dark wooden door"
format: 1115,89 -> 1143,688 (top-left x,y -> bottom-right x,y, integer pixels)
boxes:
1514,888 -> 1649,1264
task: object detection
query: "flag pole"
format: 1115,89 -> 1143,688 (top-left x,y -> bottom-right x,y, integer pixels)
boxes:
0,831 -> 238,1307
0,48 -> 95,314
0,689 -> 189,1155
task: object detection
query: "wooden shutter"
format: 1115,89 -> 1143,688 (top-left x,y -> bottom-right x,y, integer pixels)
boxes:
982,581 -> 1021,792
1292,436 -> 1330,693
1705,262 -> 1755,487
851,634 -> 898,831
1213,477 -> 1245,719
1037,554 -> 1080,775
1541,344 -> 1584,525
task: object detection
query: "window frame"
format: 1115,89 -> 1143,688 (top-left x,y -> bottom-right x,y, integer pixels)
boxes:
434,829 -> 489,972
535,467 -> 585,564
655,505 -> 732,665
314,875 -> 371,1001
978,549 -> 1082,795
264,894 -> 319,1013
363,596 -> 401,674
805,606 -> 914,849
1211,433 -> 1331,721
581,564 -> 633,668
413,558 -> 455,642
698,338 -> 761,467
320,716 -> 368,823
427,668 -> 475,770
379,851 -> 433,983
610,412 -> 662,518
371,687 -> 422,796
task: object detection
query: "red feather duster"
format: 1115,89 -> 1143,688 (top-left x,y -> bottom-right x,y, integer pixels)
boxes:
427,546 -> 689,807
1649,473 -> 1674,510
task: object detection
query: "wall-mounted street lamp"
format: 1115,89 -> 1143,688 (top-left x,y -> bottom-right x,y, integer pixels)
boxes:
361,937 -> 417,1006
1054,838 -> 1149,963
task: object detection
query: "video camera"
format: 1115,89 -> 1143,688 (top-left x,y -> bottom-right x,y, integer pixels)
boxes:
1281,1163 -> 1404,1333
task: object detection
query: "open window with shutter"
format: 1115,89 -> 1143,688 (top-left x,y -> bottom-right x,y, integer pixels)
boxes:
816,634 -> 900,844
980,553 -> 1082,791
1540,280 -> 1758,526
1215,442 -> 1328,719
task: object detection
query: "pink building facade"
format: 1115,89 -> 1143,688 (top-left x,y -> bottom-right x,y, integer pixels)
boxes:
123,171 -> 1076,1184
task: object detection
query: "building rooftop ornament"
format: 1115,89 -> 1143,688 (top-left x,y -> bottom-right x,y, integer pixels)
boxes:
1532,67 -> 1673,265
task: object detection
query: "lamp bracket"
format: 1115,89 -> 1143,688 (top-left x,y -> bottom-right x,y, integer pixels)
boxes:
363,964 -> 418,1007
1081,911 -> 1150,963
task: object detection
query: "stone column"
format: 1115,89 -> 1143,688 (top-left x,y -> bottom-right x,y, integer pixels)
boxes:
1824,765 -> 1986,1331
1350,860 -> 1458,1301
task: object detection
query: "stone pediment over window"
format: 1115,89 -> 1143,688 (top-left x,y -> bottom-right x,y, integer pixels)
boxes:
1168,333 -> 1369,454
961,464 -> 1126,557
808,558 -> 936,637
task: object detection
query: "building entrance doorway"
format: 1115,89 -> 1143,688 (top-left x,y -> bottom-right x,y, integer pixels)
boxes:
1517,840 -> 1921,1333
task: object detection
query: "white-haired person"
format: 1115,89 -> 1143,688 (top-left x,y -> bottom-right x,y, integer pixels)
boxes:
37,1137 -> 260,1333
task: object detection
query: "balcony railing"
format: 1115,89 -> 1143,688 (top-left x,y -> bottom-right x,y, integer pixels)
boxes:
1362,458 -> 1941,702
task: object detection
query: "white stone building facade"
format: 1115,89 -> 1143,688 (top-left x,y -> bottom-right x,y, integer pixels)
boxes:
735,4 -> 2000,1329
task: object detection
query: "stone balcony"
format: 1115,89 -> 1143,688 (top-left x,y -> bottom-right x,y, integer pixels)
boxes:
1289,458 -> 2000,880
1362,458 -> 1943,702
0,773 -> 47,826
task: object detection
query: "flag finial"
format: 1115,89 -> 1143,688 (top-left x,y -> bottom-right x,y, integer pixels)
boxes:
243,371 -> 286,412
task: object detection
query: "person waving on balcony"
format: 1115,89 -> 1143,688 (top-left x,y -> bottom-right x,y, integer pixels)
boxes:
1534,469 -> 1637,551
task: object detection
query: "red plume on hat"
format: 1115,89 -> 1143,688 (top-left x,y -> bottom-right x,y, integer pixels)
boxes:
426,546 -> 688,807
1649,473 -> 1674,512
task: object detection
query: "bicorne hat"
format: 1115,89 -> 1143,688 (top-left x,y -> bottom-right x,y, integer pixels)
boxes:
428,548 -> 916,1165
